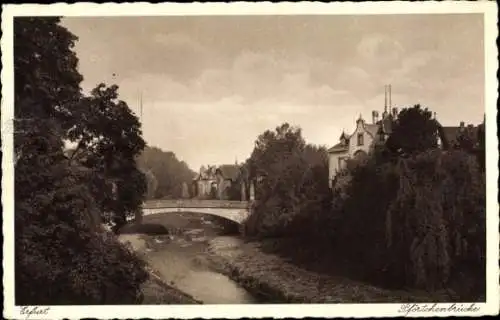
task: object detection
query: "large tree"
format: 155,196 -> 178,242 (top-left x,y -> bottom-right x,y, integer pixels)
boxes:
386,104 -> 439,156
14,17 -> 147,304
244,123 -> 330,237
67,83 -> 147,228
14,17 -> 82,158
248,123 -> 306,184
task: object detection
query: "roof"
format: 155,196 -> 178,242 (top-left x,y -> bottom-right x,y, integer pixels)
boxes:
364,123 -> 380,138
441,125 -> 478,145
328,120 -> 382,153
441,126 -> 461,145
327,142 -> 349,153
194,165 -> 217,181
217,164 -> 241,180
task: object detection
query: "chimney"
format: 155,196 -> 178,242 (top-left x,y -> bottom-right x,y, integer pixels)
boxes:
372,110 -> 379,124
388,84 -> 392,108
384,85 -> 388,114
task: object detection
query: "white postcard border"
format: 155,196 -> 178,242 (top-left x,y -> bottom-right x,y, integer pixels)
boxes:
2,2 -> 499,319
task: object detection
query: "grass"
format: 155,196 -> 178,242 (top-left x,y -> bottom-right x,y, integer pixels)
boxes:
207,237 -> 465,303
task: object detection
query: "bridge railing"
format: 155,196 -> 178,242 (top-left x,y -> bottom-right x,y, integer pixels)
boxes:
142,199 -> 250,209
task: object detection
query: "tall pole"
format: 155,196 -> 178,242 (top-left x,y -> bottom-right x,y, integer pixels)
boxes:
389,84 -> 392,108
139,91 -> 143,121
384,85 -> 388,114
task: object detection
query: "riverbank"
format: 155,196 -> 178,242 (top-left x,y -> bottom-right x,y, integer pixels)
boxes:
118,210 -> 261,304
118,234 -> 202,304
207,237 -> 459,303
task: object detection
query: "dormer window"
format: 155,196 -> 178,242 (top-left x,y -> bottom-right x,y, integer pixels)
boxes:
357,133 -> 364,146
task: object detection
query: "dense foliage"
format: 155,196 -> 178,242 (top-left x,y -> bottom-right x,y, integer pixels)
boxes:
68,84 -> 147,228
330,148 -> 485,294
386,104 -> 439,156
14,17 -> 148,304
136,146 -> 196,199
243,106 -> 486,299
244,123 -> 331,238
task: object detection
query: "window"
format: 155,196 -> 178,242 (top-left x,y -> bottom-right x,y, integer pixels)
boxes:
357,133 -> 364,146
338,157 -> 348,170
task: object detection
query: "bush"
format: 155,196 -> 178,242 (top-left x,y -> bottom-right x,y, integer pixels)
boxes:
330,149 -> 486,294
14,17 -> 149,305
15,153 -> 149,305
244,125 -> 332,239
387,150 -> 485,292
330,153 -> 401,280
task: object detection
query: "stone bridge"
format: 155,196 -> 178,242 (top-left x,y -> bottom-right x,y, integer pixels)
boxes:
141,199 -> 252,224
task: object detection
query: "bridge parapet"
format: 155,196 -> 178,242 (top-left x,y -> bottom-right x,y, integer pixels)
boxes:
143,199 -> 250,210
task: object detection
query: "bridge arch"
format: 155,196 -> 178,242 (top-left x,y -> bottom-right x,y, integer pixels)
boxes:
141,199 -> 251,225
142,207 -> 249,224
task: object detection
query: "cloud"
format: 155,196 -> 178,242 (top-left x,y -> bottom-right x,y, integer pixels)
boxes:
61,15 -> 485,169
149,33 -> 216,82
138,50 -> 355,110
355,33 -> 405,72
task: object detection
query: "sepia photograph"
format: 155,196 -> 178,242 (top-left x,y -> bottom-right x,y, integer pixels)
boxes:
2,2 -> 498,319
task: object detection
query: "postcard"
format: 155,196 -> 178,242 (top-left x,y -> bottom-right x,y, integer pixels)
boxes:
2,1 -> 498,319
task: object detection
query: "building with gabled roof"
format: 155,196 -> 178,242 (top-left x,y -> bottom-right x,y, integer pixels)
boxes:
328,85 -> 483,189
192,162 -> 246,200
328,85 -> 398,188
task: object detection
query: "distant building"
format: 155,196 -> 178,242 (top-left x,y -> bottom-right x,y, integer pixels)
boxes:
192,165 -> 218,199
192,163 -> 243,200
438,121 -> 479,150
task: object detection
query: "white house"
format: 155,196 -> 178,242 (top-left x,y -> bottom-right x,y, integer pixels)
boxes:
328,85 -> 397,188
327,85 -> 478,189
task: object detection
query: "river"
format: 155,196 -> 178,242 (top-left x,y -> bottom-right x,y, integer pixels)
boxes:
139,212 -> 259,304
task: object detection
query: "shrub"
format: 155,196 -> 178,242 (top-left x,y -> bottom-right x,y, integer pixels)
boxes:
330,149 -> 486,294
244,150 -> 331,238
244,125 -> 331,239
14,17 -> 149,305
15,154 -> 149,305
329,153 -> 401,281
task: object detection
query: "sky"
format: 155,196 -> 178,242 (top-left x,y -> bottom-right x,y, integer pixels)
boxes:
61,14 -> 485,171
